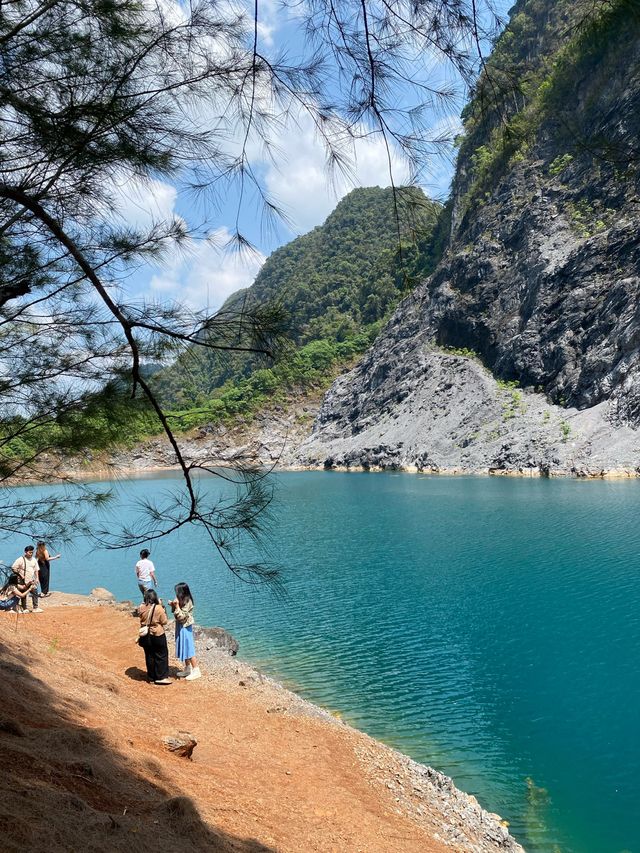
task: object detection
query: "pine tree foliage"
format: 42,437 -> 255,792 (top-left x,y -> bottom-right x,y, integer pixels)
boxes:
0,0 -> 503,578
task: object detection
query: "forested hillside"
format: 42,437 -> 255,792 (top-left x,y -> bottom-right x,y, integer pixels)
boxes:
235,186 -> 442,343
153,186 -> 441,410
1,186 -> 442,469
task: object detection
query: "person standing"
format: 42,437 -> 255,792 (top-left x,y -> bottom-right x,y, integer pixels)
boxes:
135,549 -> 157,598
138,589 -> 171,684
35,541 -> 61,597
12,545 -> 42,612
169,582 -> 201,680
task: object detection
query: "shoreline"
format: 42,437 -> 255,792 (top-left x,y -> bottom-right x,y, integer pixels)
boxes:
6,458 -> 640,488
2,590 -> 524,852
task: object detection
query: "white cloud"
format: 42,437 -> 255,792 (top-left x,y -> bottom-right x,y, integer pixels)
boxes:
260,113 -> 413,234
110,174 -> 178,231
124,111 -> 426,310
112,0 -> 458,308
148,227 -> 265,311
255,0 -> 281,46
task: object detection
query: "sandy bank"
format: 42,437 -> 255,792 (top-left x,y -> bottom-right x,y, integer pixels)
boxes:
0,593 -> 523,853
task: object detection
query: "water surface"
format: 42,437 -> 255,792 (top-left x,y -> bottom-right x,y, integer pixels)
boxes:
3,472 -> 639,853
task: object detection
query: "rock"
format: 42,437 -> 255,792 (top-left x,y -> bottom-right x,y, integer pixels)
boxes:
162,731 -> 197,759
294,6 -> 640,477
296,328 -> 640,477
194,625 -> 239,656
90,587 -> 116,602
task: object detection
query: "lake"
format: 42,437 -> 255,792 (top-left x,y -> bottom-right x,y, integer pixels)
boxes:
3,471 -> 639,853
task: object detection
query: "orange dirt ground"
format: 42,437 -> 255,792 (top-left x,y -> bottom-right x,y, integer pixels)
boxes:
0,599 -> 454,853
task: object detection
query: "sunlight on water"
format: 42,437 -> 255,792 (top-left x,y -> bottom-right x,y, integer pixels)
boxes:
4,472 -> 640,853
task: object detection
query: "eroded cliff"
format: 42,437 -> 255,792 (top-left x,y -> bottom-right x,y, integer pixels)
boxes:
297,0 -> 640,475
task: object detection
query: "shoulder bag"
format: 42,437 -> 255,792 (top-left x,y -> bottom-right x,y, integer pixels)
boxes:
137,604 -> 156,645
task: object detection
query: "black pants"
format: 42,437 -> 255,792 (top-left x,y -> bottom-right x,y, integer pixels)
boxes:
142,633 -> 169,681
38,560 -> 50,595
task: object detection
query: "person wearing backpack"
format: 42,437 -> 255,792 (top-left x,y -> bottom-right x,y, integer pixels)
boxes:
11,545 -> 42,612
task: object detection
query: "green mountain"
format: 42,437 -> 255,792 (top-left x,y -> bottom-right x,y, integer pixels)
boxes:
232,186 -> 441,342
156,186 -> 442,407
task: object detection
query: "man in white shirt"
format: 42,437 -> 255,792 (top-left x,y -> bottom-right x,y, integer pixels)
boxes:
12,544 -> 42,612
135,549 -> 157,598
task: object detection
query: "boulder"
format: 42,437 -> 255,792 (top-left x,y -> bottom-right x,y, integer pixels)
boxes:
162,731 -> 197,759
90,587 -> 116,602
194,625 -> 239,656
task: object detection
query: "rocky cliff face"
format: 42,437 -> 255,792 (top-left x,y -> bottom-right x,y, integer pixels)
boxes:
297,0 -> 640,475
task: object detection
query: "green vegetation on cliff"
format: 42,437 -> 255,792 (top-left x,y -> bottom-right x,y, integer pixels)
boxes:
456,0 -> 639,223
421,0 -> 640,411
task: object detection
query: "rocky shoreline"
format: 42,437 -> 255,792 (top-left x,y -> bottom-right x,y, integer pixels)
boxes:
18,347 -> 639,485
75,588 -> 523,852
295,348 -> 640,478
195,651 -> 521,852
56,343 -> 630,481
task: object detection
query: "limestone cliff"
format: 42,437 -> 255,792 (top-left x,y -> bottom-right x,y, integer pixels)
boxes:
297,0 -> 640,475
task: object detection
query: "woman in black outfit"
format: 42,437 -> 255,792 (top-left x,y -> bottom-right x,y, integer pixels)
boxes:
138,589 -> 171,685
35,541 -> 61,596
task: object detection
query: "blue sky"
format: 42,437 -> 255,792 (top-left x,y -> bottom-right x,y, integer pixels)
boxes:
117,0 -> 512,314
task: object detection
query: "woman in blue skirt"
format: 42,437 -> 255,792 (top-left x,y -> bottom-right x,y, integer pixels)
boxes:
169,582 -> 201,680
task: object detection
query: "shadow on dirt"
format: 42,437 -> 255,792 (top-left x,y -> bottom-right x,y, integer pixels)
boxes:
124,665 -> 149,682
0,630 -> 274,853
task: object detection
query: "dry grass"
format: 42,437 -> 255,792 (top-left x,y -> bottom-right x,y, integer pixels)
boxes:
74,668 -> 120,693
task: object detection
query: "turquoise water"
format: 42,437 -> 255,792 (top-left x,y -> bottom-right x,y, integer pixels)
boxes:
3,472 -> 639,853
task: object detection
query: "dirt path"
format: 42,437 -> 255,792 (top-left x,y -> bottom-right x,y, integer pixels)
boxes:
0,599 -> 520,852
